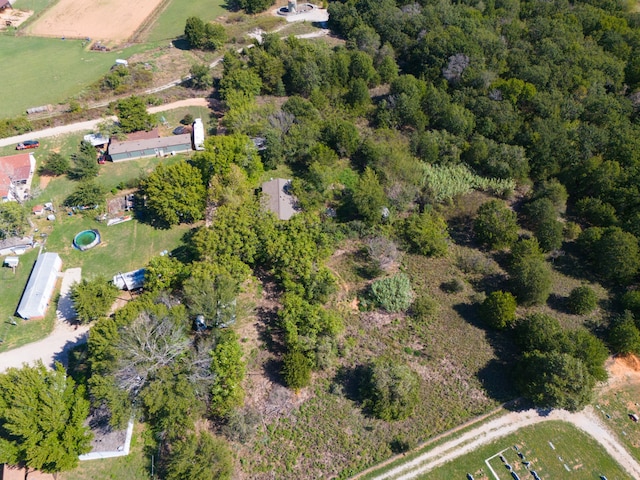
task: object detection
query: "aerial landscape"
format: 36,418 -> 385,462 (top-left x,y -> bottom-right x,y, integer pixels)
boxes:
1,0 -> 640,479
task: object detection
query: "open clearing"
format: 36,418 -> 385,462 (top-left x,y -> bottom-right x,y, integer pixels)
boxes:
27,0 -> 164,42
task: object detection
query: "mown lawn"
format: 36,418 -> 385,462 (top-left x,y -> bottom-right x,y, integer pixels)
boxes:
423,421 -> 632,480
60,423 -> 151,480
41,211 -> 192,280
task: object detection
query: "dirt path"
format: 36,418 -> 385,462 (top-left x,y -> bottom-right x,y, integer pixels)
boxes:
0,98 -> 209,148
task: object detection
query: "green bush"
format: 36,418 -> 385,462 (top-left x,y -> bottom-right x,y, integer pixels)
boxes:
479,290 -> 517,329
567,285 -> 598,315
362,359 -> 420,421
369,273 -> 413,312
474,199 -> 519,250
282,350 -> 312,390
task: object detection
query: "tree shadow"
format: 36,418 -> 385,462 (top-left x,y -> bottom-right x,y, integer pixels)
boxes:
453,302 -> 521,403
333,364 -> 369,404
169,228 -> 199,264
468,272 -> 509,295
447,213 -> 477,248
547,293 -> 567,313
262,358 -> 284,385
171,38 -> 190,50
51,333 -> 89,370
549,242 -> 595,282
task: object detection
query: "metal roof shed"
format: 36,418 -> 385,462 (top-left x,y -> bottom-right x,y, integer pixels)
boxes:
16,252 -> 62,319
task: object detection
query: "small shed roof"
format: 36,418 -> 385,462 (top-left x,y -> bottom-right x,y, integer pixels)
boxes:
83,133 -> 110,146
4,256 -> 19,267
108,134 -> 191,156
261,178 -> 298,220
113,268 -> 145,290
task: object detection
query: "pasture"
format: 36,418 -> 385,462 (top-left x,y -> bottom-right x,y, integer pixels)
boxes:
423,421 -> 631,480
0,36 -> 133,118
0,0 -> 225,119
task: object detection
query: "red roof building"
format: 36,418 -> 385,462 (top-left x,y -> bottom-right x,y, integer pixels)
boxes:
0,152 -> 36,202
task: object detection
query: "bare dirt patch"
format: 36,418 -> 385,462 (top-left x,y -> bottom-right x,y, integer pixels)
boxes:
39,175 -> 52,190
26,0 -> 164,43
0,8 -> 33,30
603,354 -> 640,389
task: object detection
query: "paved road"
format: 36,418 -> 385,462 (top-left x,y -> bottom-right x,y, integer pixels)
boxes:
362,406 -> 640,480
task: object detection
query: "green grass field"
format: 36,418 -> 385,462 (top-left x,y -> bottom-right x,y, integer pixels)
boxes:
422,421 -> 632,480
0,36 -> 137,118
145,0 -> 227,42
0,0 -> 230,118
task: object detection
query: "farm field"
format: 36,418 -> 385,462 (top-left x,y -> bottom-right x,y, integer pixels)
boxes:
26,0 -> 163,42
423,421 -> 632,480
145,0 -> 227,42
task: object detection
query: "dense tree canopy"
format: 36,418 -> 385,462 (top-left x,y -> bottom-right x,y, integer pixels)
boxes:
115,96 -> 155,133
362,359 -> 420,421
143,161 -> 206,226
0,362 -> 92,473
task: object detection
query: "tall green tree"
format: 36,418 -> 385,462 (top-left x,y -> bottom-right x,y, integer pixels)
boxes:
70,277 -> 119,324
63,180 -> 106,207
515,351 -> 594,411
115,96 -> 155,133
143,161 -> 206,226
352,167 -> 387,225
0,362 -> 92,473
479,291 -> 517,329
362,359 -> 420,421
609,311 -> 640,355
402,209 -> 449,257
40,152 -> 70,176
474,200 -> 519,250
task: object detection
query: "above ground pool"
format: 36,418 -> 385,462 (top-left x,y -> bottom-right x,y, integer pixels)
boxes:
73,229 -> 101,251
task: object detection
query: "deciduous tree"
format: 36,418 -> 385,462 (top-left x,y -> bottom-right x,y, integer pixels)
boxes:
474,200 -> 518,250
143,161 -> 206,226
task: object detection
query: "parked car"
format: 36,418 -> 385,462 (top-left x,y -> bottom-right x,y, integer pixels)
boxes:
16,140 -> 39,150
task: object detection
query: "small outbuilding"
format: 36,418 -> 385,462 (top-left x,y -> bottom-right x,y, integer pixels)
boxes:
3,256 -> 18,268
16,252 -> 62,319
32,205 -> 44,216
113,268 -> 145,290
629,413 -> 639,422
261,178 -> 298,220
